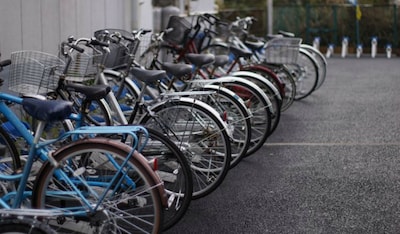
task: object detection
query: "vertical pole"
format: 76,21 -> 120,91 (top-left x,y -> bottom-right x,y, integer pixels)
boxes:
333,5 -> 338,45
306,4 -> 310,43
179,0 -> 185,14
394,5 -> 398,48
267,0 -> 273,35
355,4 -> 362,47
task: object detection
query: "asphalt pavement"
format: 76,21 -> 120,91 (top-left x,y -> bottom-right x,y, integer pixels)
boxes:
164,56 -> 400,234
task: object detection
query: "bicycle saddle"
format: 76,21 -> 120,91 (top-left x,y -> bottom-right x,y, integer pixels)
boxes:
186,53 -> 215,68
65,83 -> 111,100
130,67 -> 167,84
213,55 -> 229,67
162,62 -> 192,78
244,40 -> 264,51
22,98 -> 73,122
229,46 -> 252,59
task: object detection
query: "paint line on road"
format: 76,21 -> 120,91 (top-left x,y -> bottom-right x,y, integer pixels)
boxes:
265,142 -> 400,146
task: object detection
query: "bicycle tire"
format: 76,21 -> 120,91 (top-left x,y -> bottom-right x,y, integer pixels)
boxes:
201,44 -> 282,134
231,70 -> 282,135
82,98 -> 113,126
137,127 -> 193,231
57,88 -> 114,127
286,48 -> 319,100
0,124 -> 22,194
32,138 -> 164,234
191,85 -> 252,168
0,217 -> 56,234
139,97 -> 232,199
259,63 -> 296,111
206,77 -> 272,156
63,75 -> 189,231
300,44 -> 327,90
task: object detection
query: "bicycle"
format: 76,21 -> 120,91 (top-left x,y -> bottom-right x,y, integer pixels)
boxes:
0,55 -> 166,233
20,36 -> 193,231
225,16 -> 321,100
136,26 -> 275,156
193,14 -> 297,111
90,30 -> 233,200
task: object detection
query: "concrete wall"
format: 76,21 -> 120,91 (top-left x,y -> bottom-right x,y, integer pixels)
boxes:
0,0 -> 152,58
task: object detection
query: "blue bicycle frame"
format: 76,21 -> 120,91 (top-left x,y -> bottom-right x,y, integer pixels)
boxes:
0,92 -> 149,216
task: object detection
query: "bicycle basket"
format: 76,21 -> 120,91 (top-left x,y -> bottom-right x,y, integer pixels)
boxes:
215,22 -> 230,41
64,45 -> 103,82
93,29 -> 130,68
164,15 -> 192,45
263,37 -> 302,64
8,51 -> 65,95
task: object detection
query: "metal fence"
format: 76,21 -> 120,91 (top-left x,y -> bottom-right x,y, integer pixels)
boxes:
219,4 -> 400,52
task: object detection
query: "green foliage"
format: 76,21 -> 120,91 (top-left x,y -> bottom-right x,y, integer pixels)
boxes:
218,1 -> 399,48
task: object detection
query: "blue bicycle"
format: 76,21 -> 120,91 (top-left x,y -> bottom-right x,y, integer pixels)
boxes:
0,58 -> 166,233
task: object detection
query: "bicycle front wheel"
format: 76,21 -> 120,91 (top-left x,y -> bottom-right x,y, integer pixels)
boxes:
32,138 -> 164,234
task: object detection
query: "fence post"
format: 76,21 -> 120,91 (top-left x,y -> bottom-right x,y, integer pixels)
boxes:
341,37 -> 349,58
313,37 -> 320,50
326,44 -> 334,58
394,5 -> 398,49
371,36 -> 378,58
386,44 -> 392,58
356,44 -> 363,58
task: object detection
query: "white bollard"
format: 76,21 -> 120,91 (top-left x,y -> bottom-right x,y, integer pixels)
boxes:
326,44 -> 334,58
341,37 -> 349,58
371,37 -> 378,58
386,44 -> 392,59
313,37 -> 320,51
356,44 -> 363,58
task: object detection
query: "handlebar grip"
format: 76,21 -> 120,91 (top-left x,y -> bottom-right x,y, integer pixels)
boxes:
197,14 -> 213,25
204,13 -> 220,22
70,44 -> 85,53
164,28 -> 174,34
142,29 -> 152,35
90,38 -> 109,47
0,59 -> 11,68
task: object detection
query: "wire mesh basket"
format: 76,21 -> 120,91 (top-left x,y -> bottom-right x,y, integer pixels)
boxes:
93,29 -> 131,68
8,51 -> 65,95
93,28 -> 151,68
64,45 -> 103,82
214,21 -> 231,41
164,15 -> 192,45
263,37 -> 302,64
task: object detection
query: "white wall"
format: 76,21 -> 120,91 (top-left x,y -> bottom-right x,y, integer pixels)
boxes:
190,0 -> 216,14
0,0 -> 146,59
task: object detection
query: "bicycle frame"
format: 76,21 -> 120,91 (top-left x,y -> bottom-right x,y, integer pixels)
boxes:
0,92 -> 149,215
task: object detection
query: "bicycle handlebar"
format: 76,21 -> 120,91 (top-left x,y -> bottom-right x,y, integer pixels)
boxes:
61,41 -> 85,54
0,59 -> 11,69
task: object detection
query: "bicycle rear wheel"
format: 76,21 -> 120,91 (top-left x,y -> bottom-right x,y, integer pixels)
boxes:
207,77 -> 273,156
232,71 -> 282,135
190,85 -> 252,168
139,97 -> 232,199
0,124 -> 24,193
137,127 -> 193,231
300,44 -> 327,90
32,138 -> 164,234
287,48 -> 319,100
259,63 -> 296,111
